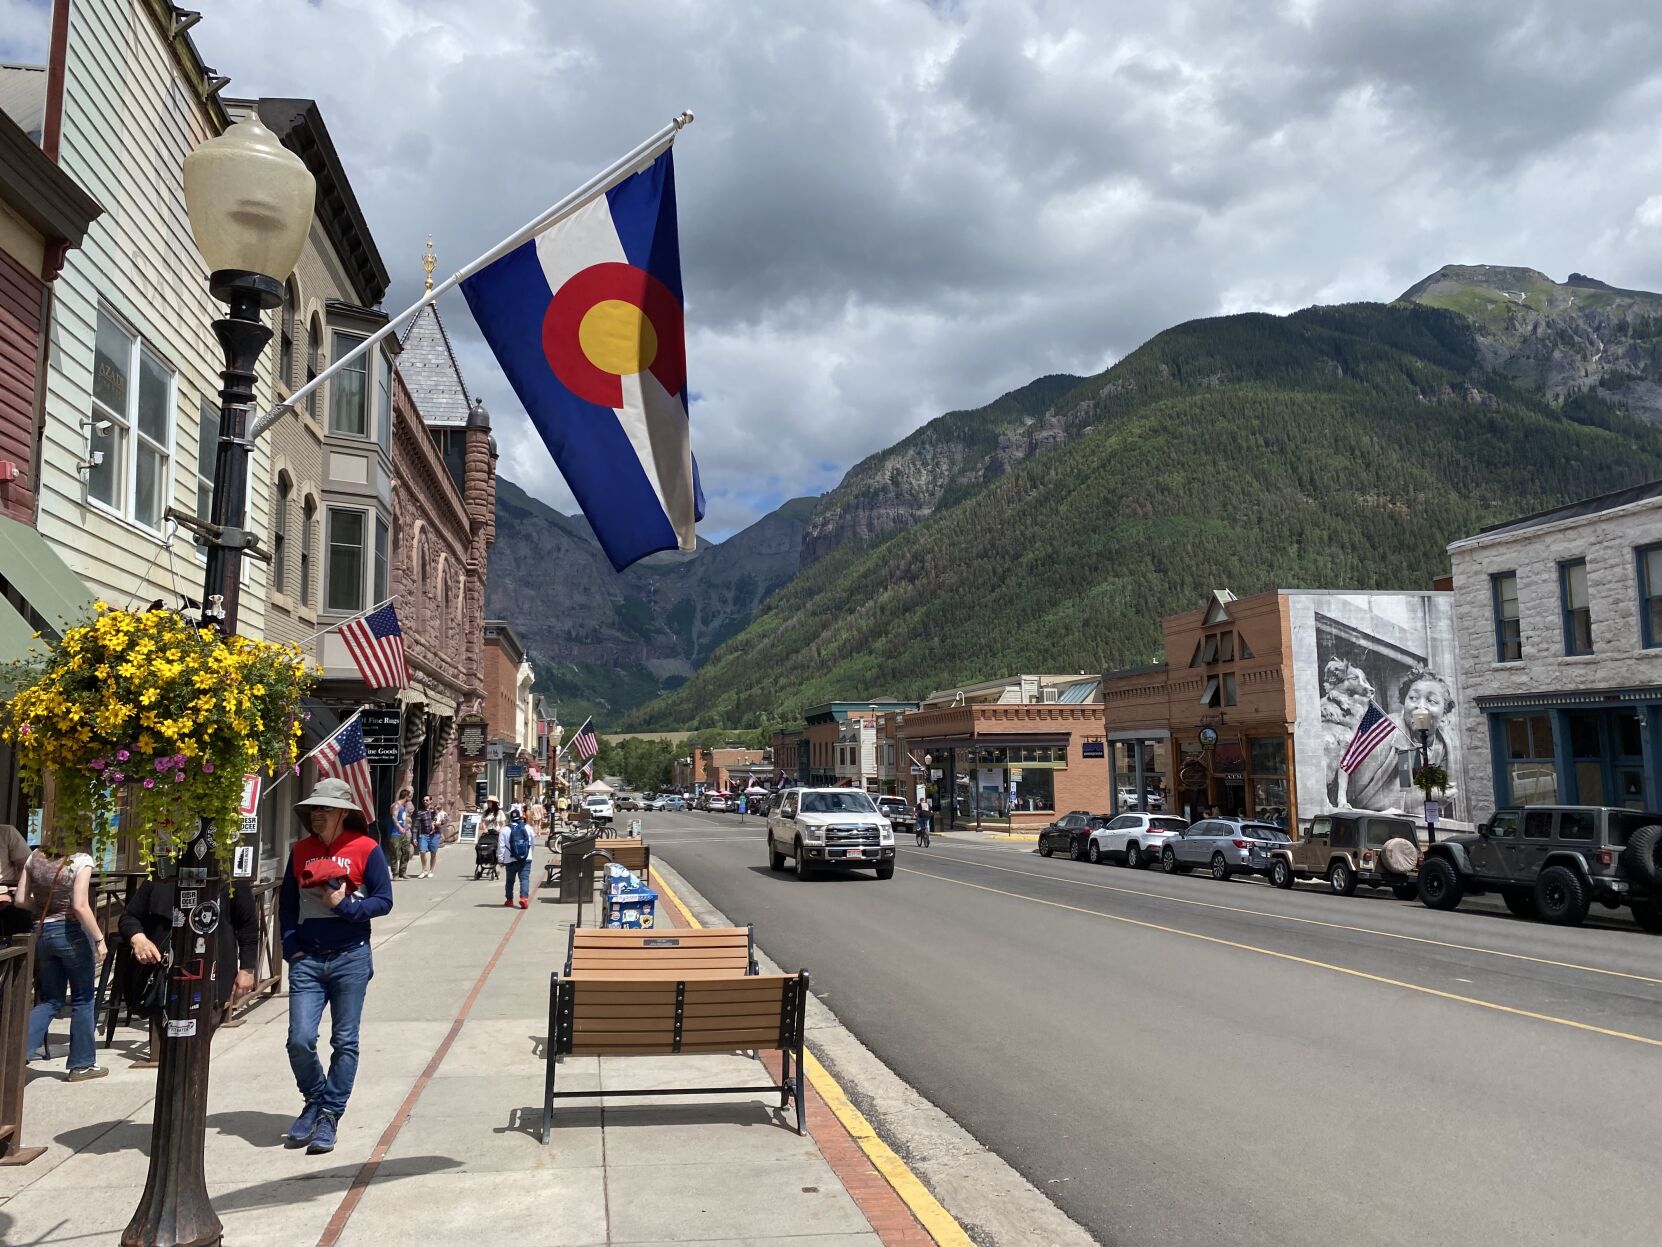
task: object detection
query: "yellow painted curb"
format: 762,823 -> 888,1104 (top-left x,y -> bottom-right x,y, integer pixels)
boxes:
653,870 -> 975,1246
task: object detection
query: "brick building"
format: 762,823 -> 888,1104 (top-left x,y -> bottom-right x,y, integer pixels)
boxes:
1103,588 -> 1467,830
483,619 -> 536,805
893,677 -> 1103,830
1449,481 -> 1662,818
773,701 -> 915,788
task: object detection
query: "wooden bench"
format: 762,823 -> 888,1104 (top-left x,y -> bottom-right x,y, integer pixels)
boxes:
541,970 -> 809,1141
545,837 -> 651,890
564,926 -> 758,979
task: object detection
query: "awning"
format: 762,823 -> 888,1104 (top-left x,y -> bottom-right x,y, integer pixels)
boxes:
398,683 -> 458,720
0,513 -> 95,662
298,698 -> 346,754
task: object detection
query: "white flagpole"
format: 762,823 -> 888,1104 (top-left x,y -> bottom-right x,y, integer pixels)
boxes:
295,594 -> 401,652
249,110 -> 695,443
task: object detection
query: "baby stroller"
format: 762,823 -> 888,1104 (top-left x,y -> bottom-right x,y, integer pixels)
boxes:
474,827 -> 500,880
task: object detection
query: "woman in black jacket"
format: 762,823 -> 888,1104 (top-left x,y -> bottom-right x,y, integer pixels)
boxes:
119,878 -> 260,1031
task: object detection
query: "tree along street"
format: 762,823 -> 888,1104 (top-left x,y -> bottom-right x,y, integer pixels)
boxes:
644,810 -> 1662,1247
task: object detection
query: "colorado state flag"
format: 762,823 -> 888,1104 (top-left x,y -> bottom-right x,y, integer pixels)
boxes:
461,151 -> 702,571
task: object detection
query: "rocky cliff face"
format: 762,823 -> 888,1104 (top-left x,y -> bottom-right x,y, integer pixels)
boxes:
485,479 -> 814,718
1399,265 -> 1662,423
799,373 -> 1083,564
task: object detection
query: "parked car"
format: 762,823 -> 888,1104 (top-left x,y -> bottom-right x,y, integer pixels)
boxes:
1265,812 -> 1421,898
703,792 -> 730,813
1037,812 -> 1104,860
582,794 -> 615,825
1089,813 -> 1191,867
615,792 -> 642,812
874,795 -> 913,833
1162,817 -> 1289,879
767,787 -> 896,880
1115,787 -> 1166,813
1418,805 -> 1662,928
659,794 -> 687,812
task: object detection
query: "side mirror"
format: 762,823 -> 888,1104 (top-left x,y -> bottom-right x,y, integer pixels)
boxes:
1477,822 -> 1490,837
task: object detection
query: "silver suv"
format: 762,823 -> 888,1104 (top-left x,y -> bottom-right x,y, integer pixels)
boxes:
1088,813 -> 1190,868
1162,817 -> 1289,880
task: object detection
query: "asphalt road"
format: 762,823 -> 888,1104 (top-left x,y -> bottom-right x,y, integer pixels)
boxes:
640,810 -> 1662,1247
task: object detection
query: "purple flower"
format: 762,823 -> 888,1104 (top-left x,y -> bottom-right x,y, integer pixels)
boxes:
201,761 -> 215,774
116,749 -> 130,762
174,771 -> 186,783
292,763 -> 301,775
89,758 -> 106,771
109,771 -> 124,784
143,778 -> 155,789
155,758 -> 170,772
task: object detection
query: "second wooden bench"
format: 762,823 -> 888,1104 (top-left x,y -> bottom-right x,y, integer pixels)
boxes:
564,925 -> 759,979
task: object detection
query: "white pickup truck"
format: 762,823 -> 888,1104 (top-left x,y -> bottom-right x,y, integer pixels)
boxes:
767,787 -> 896,880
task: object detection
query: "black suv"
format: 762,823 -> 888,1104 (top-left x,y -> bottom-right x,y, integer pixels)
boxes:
1417,805 -> 1662,930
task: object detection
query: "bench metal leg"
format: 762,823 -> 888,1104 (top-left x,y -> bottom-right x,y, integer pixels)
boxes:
541,973 -> 558,1144
793,1034 -> 806,1136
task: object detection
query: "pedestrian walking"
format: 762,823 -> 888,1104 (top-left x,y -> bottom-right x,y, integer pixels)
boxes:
279,777 -> 394,1155
501,804 -> 533,909
17,838 -> 107,1080
414,794 -> 444,878
0,821 -> 32,945
387,787 -> 414,879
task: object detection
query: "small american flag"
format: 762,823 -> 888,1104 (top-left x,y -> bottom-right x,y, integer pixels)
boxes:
338,602 -> 410,691
315,714 -> 377,828
1340,702 -> 1399,774
581,759 -> 594,780
572,718 -> 599,761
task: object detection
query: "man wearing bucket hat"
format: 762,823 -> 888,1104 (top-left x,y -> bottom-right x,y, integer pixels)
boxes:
278,777 -> 394,1154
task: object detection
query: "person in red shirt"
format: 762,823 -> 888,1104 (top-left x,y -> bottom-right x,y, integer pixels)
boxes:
278,778 -> 393,1154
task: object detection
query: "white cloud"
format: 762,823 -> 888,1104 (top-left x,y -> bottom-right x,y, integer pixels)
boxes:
161,0 -> 1662,538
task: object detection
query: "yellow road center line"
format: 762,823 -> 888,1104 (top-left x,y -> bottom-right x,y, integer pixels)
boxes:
653,868 -> 975,1246
922,849 -> 1662,987
898,865 -> 1662,1049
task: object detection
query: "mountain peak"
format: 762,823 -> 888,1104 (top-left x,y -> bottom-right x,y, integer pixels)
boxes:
1396,263 -> 1555,303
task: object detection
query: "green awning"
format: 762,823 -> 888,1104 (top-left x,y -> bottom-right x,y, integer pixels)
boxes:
0,593 -> 40,664
0,513 -> 95,642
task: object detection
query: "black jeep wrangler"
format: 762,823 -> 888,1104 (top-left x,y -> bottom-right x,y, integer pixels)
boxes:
1417,805 -> 1662,930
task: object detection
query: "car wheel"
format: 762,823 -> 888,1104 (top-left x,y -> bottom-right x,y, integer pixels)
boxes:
769,838 -> 786,873
1087,840 -> 1102,864
1125,843 -> 1142,870
1328,860 -> 1357,897
1501,888 -> 1537,919
1069,838 -> 1086,862
1418,857 -> 1464,910
1210,852 -> 1231,881
794,844 -> 814,881
1391,882 -> 1420,902
1534,865 -> 1589,926
876,863 -> 895,880
1631,900 -> 1662,933
1269,858 -> 1293,889
1038,836 -> 1053,858
1162,846 -> 1179,874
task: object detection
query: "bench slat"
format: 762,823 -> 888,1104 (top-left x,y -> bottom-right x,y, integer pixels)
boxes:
569,969 -> 762,982
570,928 -> 748,942
571,947 -> 749,960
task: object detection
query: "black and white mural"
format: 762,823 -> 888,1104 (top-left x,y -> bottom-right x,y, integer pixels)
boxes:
1289,593 -> 1466,825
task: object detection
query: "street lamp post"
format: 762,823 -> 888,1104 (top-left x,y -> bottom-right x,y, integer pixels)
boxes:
1408,705 -> 1439,847
123,112 -> 313,1247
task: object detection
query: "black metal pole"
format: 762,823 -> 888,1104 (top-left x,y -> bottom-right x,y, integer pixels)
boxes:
124,270 -> 277,1247
1419,728 -> 1437,847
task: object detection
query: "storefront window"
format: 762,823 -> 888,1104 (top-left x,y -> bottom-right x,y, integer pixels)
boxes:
1249,736 -> 1286,776
1504,713 -> 1558,804
1012,767 -> 1054,813
1252,778 -> 1289,820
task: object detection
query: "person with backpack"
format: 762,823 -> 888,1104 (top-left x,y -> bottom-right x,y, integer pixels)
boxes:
500,804 -> 534,909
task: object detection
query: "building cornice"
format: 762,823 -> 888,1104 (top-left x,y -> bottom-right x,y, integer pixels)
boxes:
0,109 -> 100,259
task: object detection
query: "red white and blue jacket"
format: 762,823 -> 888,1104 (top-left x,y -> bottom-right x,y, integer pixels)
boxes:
279,829 -> 394,958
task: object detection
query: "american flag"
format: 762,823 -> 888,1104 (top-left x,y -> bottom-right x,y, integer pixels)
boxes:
571,718 -> 599,761
337,602 -> 410,691
314,714 -> 377,828
1340,702 -> 1400,774
581,759 -> 593,780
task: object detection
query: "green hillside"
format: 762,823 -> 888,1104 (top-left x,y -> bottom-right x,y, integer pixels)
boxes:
624,301 -> 1662,729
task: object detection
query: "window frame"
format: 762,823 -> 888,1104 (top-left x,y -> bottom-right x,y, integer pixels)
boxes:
1490,571 -> 1521,662
299,495 -> 317,608
1559,558 -> 1592,656
373,513 -> 390,605
87,306 -> 177,533
325,505 -> 370,613
328,330 -> 371,439
278,278 -> 297,386
1637,545 -> 1662,649
272,472 -> 292,595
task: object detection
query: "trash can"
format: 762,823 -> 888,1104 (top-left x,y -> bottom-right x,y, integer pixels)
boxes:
557,833 -> 600,903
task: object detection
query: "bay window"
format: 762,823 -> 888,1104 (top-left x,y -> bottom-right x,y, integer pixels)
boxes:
329,331 -> 369,437
326,506 -> 366,613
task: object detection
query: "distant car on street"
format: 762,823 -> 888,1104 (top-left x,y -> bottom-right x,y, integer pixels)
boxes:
1089,813 -> 1190,867
702,792 -> 729,813
658,794 -> 687,812
1037,812 -> 1104,860
582,794 -> 615,826
874,795 -> 912,834
615,792 -> 642,812
767,787 -> 896,880
1162,817 -> 1288,879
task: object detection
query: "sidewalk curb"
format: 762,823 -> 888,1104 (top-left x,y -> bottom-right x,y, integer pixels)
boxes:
651,860 -> 1097,1247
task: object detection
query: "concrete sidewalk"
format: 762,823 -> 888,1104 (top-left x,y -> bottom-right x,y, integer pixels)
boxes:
0,862 -> 915,1246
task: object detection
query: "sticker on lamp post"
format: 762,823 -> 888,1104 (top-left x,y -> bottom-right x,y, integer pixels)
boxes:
1423,800 -> 1441,826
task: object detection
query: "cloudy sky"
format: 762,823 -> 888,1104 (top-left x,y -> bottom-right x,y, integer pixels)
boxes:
6,0 -> 1662,538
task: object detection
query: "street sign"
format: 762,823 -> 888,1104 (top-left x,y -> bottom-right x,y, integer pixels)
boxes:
487,740 -> 506,762
457,715 -> 488,762
361,706 -> 402,766
239,775 -> 261,816
505,762 -> 525,778
1198,726 -> 1219,746
1082,741 -> 1105,758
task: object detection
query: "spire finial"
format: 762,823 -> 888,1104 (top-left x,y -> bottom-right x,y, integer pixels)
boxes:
422,236 -> 437,292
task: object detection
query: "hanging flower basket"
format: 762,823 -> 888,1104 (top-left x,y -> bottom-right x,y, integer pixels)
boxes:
1,603 -> 314,865
1411,763 -> 1448,795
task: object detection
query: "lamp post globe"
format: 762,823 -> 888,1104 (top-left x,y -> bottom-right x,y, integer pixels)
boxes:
124,113 -> 313,1247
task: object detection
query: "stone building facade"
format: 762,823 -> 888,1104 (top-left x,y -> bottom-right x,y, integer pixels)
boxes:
1448,481 -> 1662,819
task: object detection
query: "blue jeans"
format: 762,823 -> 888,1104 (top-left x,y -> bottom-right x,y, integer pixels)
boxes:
28,920 -> 98,1070
286,943 -> 373,1118
504,859 -> 532,901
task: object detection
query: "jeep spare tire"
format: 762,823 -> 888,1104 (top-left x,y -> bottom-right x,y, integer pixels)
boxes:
1379,837 -> 1419,876
1620,824 -> 1662,888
